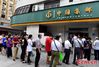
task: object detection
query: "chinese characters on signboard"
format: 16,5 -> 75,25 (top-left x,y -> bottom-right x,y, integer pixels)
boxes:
46,7 -> 92,18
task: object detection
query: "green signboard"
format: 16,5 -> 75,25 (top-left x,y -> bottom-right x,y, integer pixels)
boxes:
11,1 -> 99,24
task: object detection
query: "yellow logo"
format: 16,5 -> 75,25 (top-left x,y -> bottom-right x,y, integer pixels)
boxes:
46,10 -> 52,18
74,8 -> 80,15
85,7 -> 92,13
65,9 -> 70,15
56,10 -> 62,16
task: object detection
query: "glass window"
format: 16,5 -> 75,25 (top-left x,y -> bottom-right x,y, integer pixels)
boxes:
15,5 -> 31,15
18,8 -> 22,14
44,1 -> 60,9
20,7 -> 23,14
32,5 -> 35,11
1,14 -> 5,18
22,6 -> 26,13
25,5 -> 30,13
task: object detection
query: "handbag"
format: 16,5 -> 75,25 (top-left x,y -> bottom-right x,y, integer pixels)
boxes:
53,40 -> 63,61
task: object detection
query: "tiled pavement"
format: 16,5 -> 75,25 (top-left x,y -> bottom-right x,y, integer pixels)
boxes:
0,47 -> 99,67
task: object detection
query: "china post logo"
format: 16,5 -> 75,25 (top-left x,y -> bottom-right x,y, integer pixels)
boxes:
46,10 -> 52,18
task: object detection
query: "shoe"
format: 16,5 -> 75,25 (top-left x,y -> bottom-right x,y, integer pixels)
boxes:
62,61 -> 65,63
57,62 -> 62,65
16,57 -> 19,59
13,59 -> 15,61
22,61 -> 26,63
28,63 -> 31,65
73,62 -> 78,66
65,63 -> 70,65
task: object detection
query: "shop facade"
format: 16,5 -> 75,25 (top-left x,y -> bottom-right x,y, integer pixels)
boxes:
11,1 -> 99,43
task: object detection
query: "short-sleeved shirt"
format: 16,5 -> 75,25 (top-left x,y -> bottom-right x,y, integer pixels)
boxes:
7,38 -> 12,47
2,37 -> 6,46
13,37 -> 19,45
64,40 -> 72,49
35,38 -> 42,49
93,40 -> 99,50
51,40 -> 62,51
27,39 -> 33,52
45,36 -> 52,52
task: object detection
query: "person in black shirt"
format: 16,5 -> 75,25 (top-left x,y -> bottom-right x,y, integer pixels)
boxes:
83,37 -> 92,60
20,34 -> 28,63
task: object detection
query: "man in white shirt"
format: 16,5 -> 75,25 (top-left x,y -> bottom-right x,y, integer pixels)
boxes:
73,35 -> 83,65
35,34 -> 42,67
93,37 -> 99,60
63,39 -> 72,64
27,35 -> 33,64
49,35 -> 62,67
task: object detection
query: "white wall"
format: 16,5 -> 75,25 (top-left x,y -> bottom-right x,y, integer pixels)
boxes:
26,25 -> 39,39
16,0 -> 97,9
16,0 -> 45,9
26,25 -> 46,45
60,0 -> 97,7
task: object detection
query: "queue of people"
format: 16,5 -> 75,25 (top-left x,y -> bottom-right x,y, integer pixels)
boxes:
0,33 -> 99,67
45,34 -> 99,67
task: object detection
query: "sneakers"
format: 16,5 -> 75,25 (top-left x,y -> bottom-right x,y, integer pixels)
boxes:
63,61 -> 70,65
62,61 -> 65,63
65,63 -> 70,65
22,61 -> 26,63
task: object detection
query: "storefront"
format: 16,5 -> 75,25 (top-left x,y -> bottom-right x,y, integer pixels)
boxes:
11,1 -> 99,42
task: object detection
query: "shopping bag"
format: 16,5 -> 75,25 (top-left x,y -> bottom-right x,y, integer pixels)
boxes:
59,52 -> 63,61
